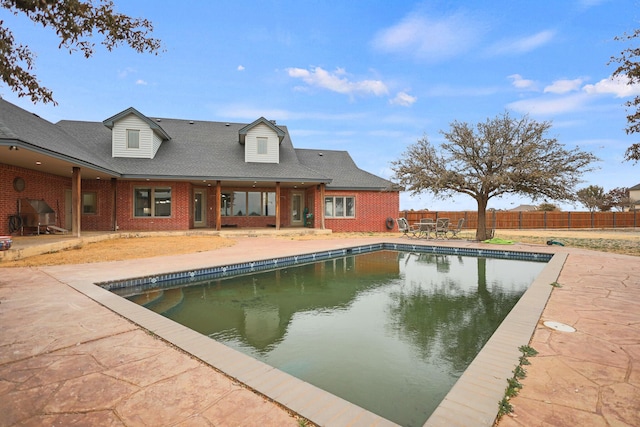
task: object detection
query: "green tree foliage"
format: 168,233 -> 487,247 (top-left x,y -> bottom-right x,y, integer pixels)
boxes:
391,113 -> 599,240
610,29 -> 640,162
537,202 -> 559,211
576,185 -> 611,212
0,0 -> 162,104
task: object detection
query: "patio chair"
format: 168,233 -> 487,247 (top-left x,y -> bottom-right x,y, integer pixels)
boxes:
448,218 -> 465,239
434,218 -> 450,239
396,218 -> 421,238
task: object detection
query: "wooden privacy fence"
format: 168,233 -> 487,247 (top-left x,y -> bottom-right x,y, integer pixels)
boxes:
400,210 -> 639,230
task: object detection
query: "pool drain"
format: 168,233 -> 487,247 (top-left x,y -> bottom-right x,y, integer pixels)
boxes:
543,320 -> 576,332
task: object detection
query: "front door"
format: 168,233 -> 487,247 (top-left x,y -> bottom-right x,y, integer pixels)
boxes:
291,192 -> 304,226
194,189 -> 206,228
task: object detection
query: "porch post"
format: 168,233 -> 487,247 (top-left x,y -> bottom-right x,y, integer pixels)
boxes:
216,181 -> 221,231
275,182 -> 281,230
72,167 -> 81,237
319,183 -> 326,230
111,178 -> 117,231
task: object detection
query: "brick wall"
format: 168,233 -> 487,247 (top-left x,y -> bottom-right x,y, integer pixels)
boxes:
2,163 -> 401,234
324,190 -> 399,232
1,164 -> 70,235
80,179 -> 116,231
115,181 -> 192,231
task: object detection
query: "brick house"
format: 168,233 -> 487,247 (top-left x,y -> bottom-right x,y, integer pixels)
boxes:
1,98 -> 399,236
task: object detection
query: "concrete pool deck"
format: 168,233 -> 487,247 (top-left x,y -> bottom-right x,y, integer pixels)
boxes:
1,233 -> 639,426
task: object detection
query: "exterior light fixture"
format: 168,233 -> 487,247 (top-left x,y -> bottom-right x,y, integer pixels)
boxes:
9,145 -> 18,151
35,161 -> 42,165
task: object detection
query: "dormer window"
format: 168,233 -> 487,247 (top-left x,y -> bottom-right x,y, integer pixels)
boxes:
104,107 -> 170,159
127,129 -> 140,149
257,137 -> 268,155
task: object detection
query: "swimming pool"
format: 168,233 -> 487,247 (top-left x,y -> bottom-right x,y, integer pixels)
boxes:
116,248 -> 548,426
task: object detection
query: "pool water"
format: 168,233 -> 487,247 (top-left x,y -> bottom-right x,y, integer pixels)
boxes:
127,250 -> 546,426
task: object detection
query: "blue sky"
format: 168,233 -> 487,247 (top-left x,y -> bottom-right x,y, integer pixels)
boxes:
2,0 -> 639,211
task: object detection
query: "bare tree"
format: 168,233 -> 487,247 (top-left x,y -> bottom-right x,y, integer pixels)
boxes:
391,113 -> 599,240
610,29 -> 640,162
576,185 -> 610,212
0,0 -> 162,104
606,187 -> 631,211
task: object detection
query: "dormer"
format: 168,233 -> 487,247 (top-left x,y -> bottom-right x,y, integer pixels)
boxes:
239,117 -> 285,164
103,107 -> 171,159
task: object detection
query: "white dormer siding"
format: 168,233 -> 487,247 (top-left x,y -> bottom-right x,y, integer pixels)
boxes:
244,123 -> 280,163
112,114 -> 161,158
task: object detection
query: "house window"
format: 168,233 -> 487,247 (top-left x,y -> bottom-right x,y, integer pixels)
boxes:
127,129 -> 140,149
82,192 -> 97,214
324,196 -> 355,218
134,187 -> 172,217
257,137 -> 268,155
221,191 -> 276,216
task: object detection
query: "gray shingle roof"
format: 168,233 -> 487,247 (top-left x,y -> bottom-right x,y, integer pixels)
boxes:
296,149 -> 395,190
57,117 -> 331,182
2,99 -> 394,189
0,98 -> 116,174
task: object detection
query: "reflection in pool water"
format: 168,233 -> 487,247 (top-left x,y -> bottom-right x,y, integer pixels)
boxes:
127,250 -> 546,426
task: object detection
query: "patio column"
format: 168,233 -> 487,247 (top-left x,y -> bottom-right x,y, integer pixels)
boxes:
275,182 -> 281,230
72,167 -> 81,237
319,183 -> 326,230
111,178 -> 118,231
216,181 -> 221,231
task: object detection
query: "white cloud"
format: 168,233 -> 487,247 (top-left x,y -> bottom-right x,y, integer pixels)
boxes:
426,84 -> 500,97
583,74 -> 640,98
117,67 -> 136,79
135,79 -> 147,85
286,66 -> 388,97
544,78 -> 584,94
507,93 -> 589,115
508,74 -> 538,91
237,65 -> 245,71
489,30 -> 556,55
390,91 -> 417,107
372,12 -> 481,61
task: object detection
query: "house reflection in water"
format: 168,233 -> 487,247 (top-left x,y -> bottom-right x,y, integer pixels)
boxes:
135,251 -> 400,352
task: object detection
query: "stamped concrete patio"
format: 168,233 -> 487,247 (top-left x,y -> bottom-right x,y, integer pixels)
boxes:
1,233 -> 638,426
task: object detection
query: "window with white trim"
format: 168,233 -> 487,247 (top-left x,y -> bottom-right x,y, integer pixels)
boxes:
134,187 -> 172,217
257,137 -> 268,155
324,196 -> 355,218
127,129 -> 140,149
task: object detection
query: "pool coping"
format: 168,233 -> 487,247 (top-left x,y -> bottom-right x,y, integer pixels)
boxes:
66,242 -> 565,427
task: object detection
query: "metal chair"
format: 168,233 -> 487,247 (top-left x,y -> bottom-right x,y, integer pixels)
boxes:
434,218 -> 450,239
449,218 -> 465,238
396,218 -> 420,238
